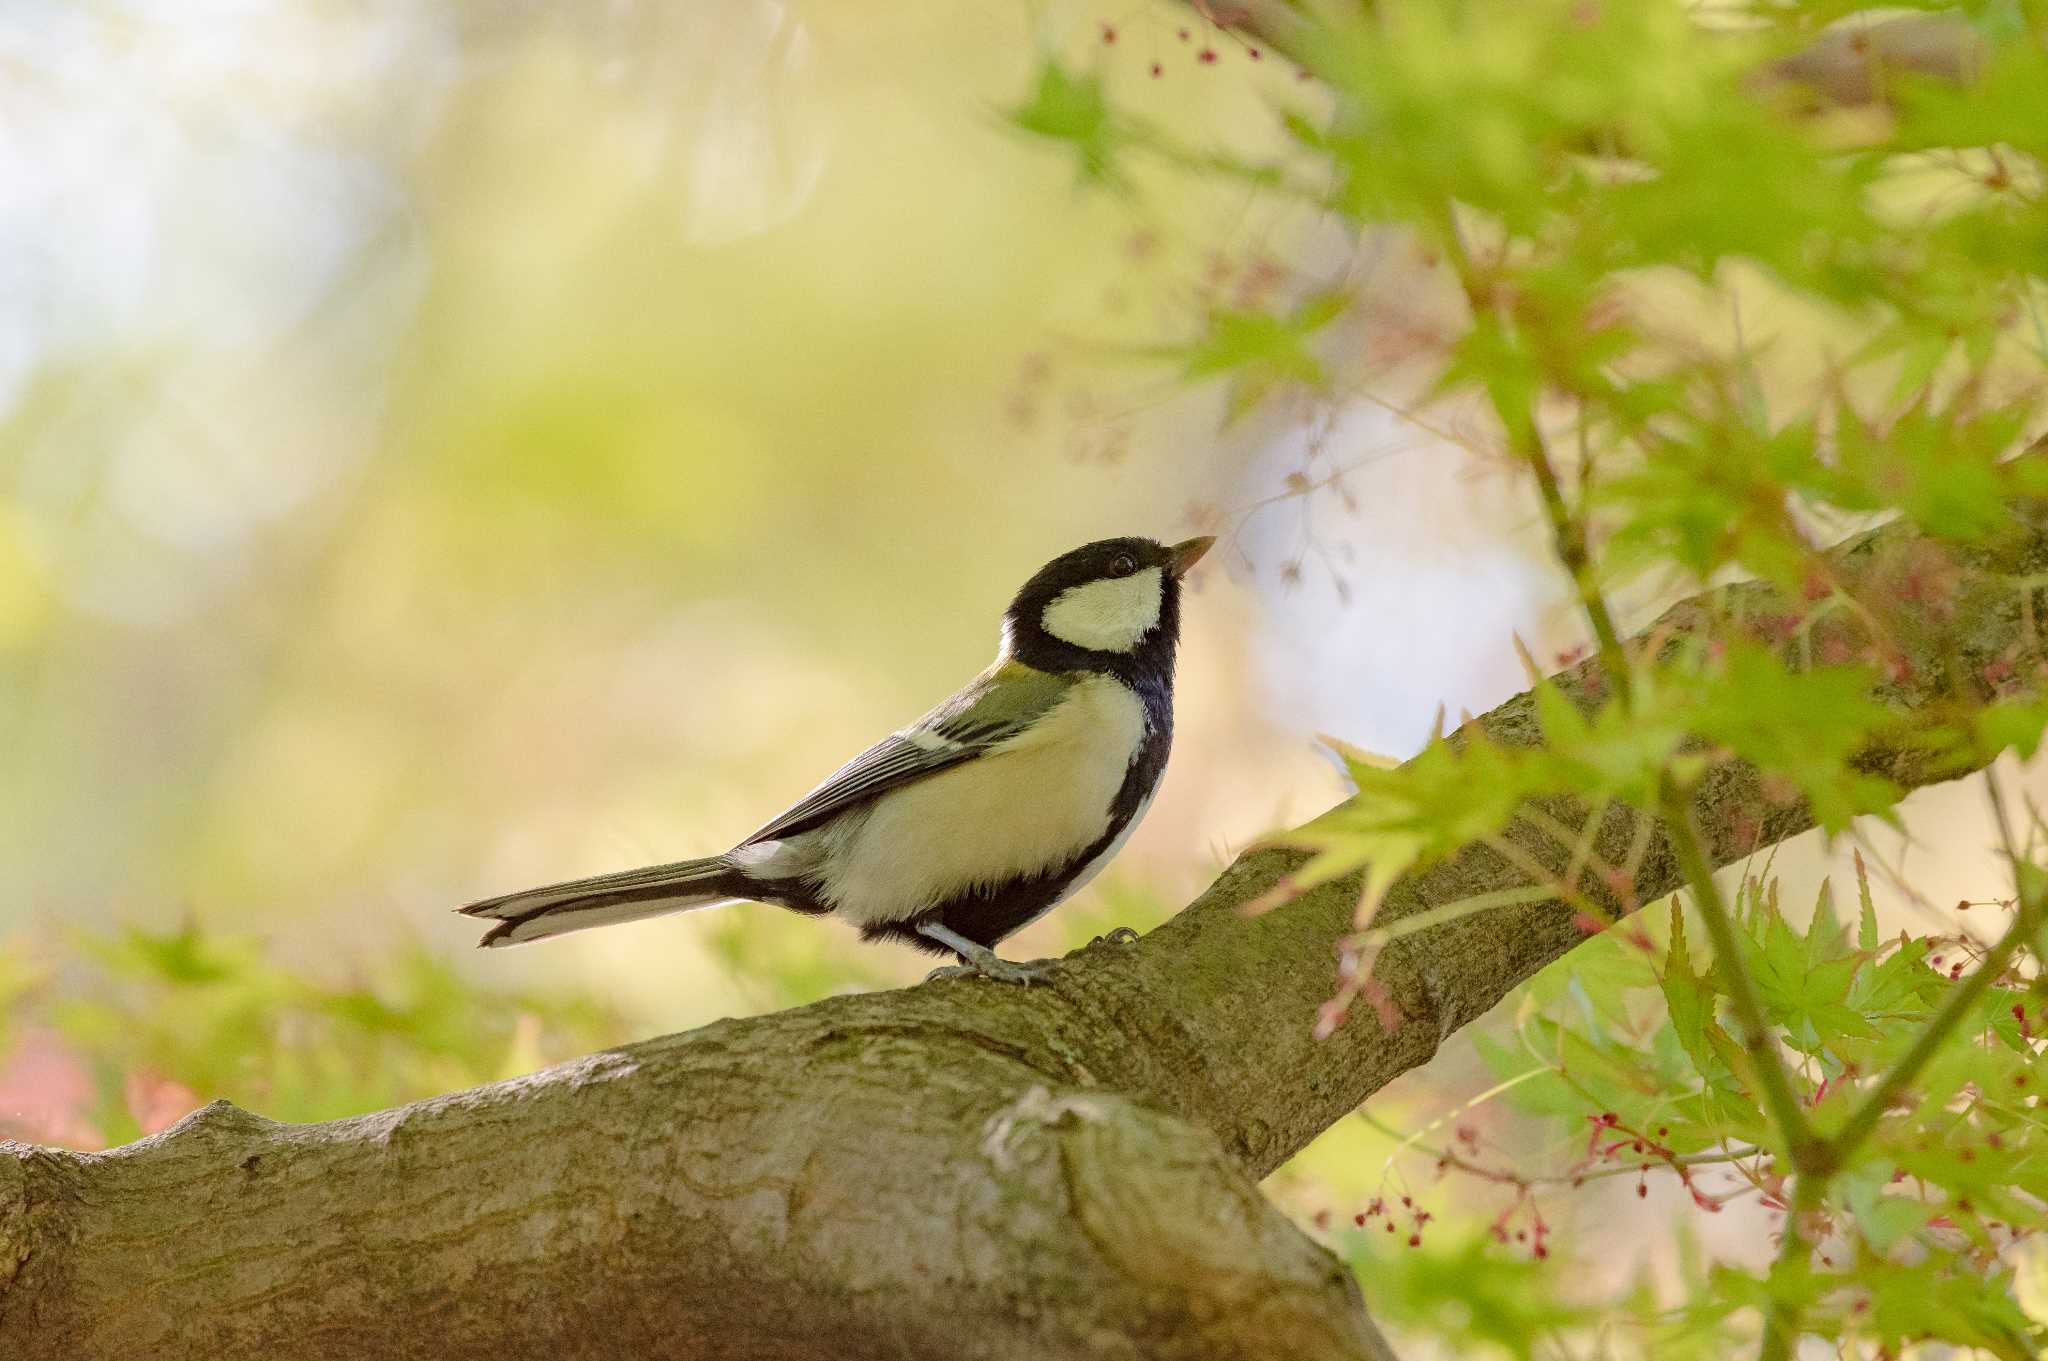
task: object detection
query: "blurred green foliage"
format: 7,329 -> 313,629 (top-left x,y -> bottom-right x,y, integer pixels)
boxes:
1017,0 -> 2048,1355
2,2 -> 1310,1044
7,1 -> 2048,1355
1502,872 -> 2040,1356
2,922 -> 625,1148
1315,865 -> 2046,1360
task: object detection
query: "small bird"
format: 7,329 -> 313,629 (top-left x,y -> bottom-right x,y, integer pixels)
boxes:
458,534 -> 1214,984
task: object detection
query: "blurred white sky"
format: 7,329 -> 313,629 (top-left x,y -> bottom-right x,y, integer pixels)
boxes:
0,1 -> 447,621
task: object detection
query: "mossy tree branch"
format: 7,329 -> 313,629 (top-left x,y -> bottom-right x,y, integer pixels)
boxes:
4,487 -> 2045,1358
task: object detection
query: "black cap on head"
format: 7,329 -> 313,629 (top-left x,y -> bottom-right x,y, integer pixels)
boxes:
1002,535 -> 1212,681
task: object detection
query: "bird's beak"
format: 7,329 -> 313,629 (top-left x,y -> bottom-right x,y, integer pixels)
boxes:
1168,535 -> 1216,580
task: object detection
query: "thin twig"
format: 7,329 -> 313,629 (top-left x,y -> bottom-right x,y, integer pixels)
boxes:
1830,776 -> 2043,1161
1351,885 -> 1559,950
1656,778 -> 1821,1168
1757,768 -> 2045,1361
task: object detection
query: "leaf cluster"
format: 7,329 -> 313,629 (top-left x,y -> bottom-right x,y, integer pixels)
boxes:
1,922 -> 626,1148
1445,868 -> 2047,1358
1010,0 -> 2048,1354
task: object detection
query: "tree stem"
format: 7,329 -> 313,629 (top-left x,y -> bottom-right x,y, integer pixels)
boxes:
1522,426 -> 1634,709
1756,1175 -> 1826,1361
1657,778 -> 1820,1167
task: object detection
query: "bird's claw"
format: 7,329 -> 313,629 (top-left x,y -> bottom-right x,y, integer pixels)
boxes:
925,954 -> 1058,987
1092,926 -> 1142,948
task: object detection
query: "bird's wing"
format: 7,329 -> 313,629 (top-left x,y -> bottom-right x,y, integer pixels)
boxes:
740,662 -> 1070,844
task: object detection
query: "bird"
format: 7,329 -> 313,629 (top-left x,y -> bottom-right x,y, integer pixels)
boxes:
457,534 -> 1215,984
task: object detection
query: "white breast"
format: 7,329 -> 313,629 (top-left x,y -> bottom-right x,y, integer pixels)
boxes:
816,674 -> 1148,928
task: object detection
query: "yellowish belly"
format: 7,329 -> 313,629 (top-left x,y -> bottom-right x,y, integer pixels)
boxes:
818,675 -> 1146,927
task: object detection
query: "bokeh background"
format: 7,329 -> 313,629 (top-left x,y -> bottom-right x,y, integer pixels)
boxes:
3,0 -> 2035,1342
8,1 -> 1555,1037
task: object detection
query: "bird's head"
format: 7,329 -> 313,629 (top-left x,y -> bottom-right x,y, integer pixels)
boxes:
1002,535 -> 1214,674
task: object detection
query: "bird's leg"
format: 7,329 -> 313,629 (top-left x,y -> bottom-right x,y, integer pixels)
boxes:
916,921 -> 1057,987
1091,926 -> 1141,947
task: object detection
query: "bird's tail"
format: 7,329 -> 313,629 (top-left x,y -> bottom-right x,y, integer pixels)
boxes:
458,855 -> 743,948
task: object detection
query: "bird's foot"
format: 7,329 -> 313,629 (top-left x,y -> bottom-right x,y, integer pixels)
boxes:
925,948 -> 1058,987
1091,926 -> 1141,948
915,920 -> 1057,987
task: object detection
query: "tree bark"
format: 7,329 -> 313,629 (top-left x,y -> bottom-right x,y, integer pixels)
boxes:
6,493 -> 2047,1359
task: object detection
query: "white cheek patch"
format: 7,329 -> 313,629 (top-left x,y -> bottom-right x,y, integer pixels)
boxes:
1040,568 -> 1163,652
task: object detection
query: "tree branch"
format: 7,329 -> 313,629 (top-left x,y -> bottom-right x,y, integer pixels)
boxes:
1219,3 -> 1984,116
5,489 -> 2047,1357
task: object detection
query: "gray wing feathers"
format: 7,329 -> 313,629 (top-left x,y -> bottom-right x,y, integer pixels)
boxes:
740,731 -> 981,843
739,665 -> 1067,844
460,664 -> 1070,947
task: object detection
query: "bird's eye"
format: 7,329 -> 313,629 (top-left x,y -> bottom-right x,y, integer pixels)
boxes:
1110,553 -> 1136,576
